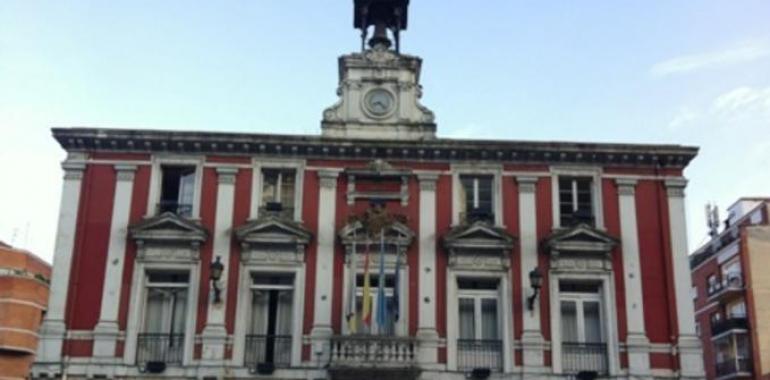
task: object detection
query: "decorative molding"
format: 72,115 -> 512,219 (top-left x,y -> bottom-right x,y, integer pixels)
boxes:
114,164 -> 137,181
516,176 -> 538,193
417,173 -> 439,191
51,128 -> 698,169
615,178 -> 637,196
62,162 -> 86,180
318,169 -> 340,189
665,178 -> 687,198
216,167 -> 238,184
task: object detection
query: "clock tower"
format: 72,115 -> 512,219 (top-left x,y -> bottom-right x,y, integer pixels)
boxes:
321,0 -> 435,140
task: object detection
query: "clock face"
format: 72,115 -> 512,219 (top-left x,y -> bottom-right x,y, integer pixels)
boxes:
364,88 -> 395,116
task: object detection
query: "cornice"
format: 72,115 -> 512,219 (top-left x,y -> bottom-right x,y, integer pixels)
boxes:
51,127 -> 698,169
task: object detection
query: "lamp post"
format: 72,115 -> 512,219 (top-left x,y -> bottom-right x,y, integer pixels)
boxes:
210,256 -> 224,304
527,267 -> 543,311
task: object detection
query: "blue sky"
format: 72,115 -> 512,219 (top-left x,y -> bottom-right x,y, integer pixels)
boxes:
1,2 -> 769,262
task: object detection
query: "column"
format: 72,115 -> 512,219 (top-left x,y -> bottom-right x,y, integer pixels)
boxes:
310,169 -> 339,360
517,176 -> 544,368
93,164 -> 137,358
616,179 -> 651,377
416,173 -> 439,363
201,167 -> 238,362
37,160 -> 86,362
664,179 -> 705,378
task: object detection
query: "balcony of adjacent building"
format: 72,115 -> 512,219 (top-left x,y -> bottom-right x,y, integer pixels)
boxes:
711,315 -> 749,339
713,331 -> 753,380
327,335 -> 420,380
707,273 -> 744,303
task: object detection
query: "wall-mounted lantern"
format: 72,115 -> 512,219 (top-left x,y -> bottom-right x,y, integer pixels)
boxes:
210,256 -> 224,304
527,267 -> 543,311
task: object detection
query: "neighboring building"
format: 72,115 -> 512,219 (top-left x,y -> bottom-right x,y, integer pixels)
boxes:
0,241 -> 51,379
691,198 -> 770,380
34,2 -> 704,379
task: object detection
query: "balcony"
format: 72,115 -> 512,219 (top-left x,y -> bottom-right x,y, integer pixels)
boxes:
244,334 -> 292,374
716,358 -> 752,379
328,335 -> 420,380
562,342 -> 608,376
708,274 -> 744,303
157,201 -> 193,217
136,333 -> 184,373
457,339 -> 502,372
711,316 -> 749,338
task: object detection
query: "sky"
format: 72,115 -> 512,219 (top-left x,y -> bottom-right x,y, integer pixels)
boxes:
1,2 -> 769,263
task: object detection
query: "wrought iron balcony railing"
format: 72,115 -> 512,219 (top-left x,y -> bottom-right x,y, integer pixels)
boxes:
329,335 -> 418,367
136,333 -> 184,371
457,339 -> 503,371
562,342 -> 608,375
244,334 -> 292,373
711,316 -> 749,337
157,201 -> 193,217
716,357 -> 752,378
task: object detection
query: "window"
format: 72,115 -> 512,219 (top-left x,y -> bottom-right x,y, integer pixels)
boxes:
245,273 -> 294,369
354,274 -> 398,336
558,176 -> 594,227
721,259 -> 742,288
727,300 -> 747,319
559,281 -> 607,374
158,165 -> 196,217
457,278 -> 502,371
710,311 -> 722,327
137,271 -> 189,366
459,175 -> 494,223
713,333 -> 751,376
707,274 -> 720,295
260,168 -> 296,219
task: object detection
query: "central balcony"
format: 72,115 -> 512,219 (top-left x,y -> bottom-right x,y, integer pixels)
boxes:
328,335 -> 420,380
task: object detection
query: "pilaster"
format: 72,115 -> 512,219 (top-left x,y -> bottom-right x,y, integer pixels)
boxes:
615,178 -> 651,377
664,178 -> 705,378
416,173 -> 439,364
201,167 -> 238,362
93,164 -> 137,358
517,176 -> 545,368
37,159 -> 86,362
310,169 -> 340,361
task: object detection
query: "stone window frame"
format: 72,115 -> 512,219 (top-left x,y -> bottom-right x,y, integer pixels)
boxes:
145,155 -> 205,219
451,163 -> 504,226
550,166 -> 605,230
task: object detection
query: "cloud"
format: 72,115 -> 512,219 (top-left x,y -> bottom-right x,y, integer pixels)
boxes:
712,86 -> 770,116
668,106 -> 700,131
650,41 -> 770,77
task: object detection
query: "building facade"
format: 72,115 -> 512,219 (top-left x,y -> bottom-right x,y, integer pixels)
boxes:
0,241 -> 51,379
691,198 -> 770,380
34,2 -> 704,379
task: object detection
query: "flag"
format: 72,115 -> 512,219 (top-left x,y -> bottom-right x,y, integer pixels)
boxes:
361,241 -> 372,327
345,230 -> 358,333
391,249 -> 400,322
375,229 -> 388,331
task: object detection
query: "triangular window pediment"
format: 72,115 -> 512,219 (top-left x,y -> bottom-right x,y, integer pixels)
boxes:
443,221 -> 516,251
130,212 -> 208,245
544,223 -> 618,253
235,217 -> 312,247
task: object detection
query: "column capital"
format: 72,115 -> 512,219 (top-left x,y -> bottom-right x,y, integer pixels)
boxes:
516,176 -> 538,193
615,178 -> 637,196
664,178 -> 688,198
216,167 -> 238,184
417,173 -> 439,191
62,162 -> 86,180
318,169 -> 340,189
114,164 -> 137,181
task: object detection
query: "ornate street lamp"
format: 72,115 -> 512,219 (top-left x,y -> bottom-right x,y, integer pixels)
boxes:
210,256 -> 224,304
527,267 -> 543,311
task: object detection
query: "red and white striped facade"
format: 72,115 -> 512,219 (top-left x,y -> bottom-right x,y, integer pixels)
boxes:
34,28 -> 704,380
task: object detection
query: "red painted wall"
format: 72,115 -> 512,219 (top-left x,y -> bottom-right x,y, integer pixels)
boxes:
195,168 -> 218,335
535,177 -> 552,341
435,174 -> 452,363
502,177 -> 521,365
301,170 -> 320,360
117,165 -> 151,334
602,179 -> 627,345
